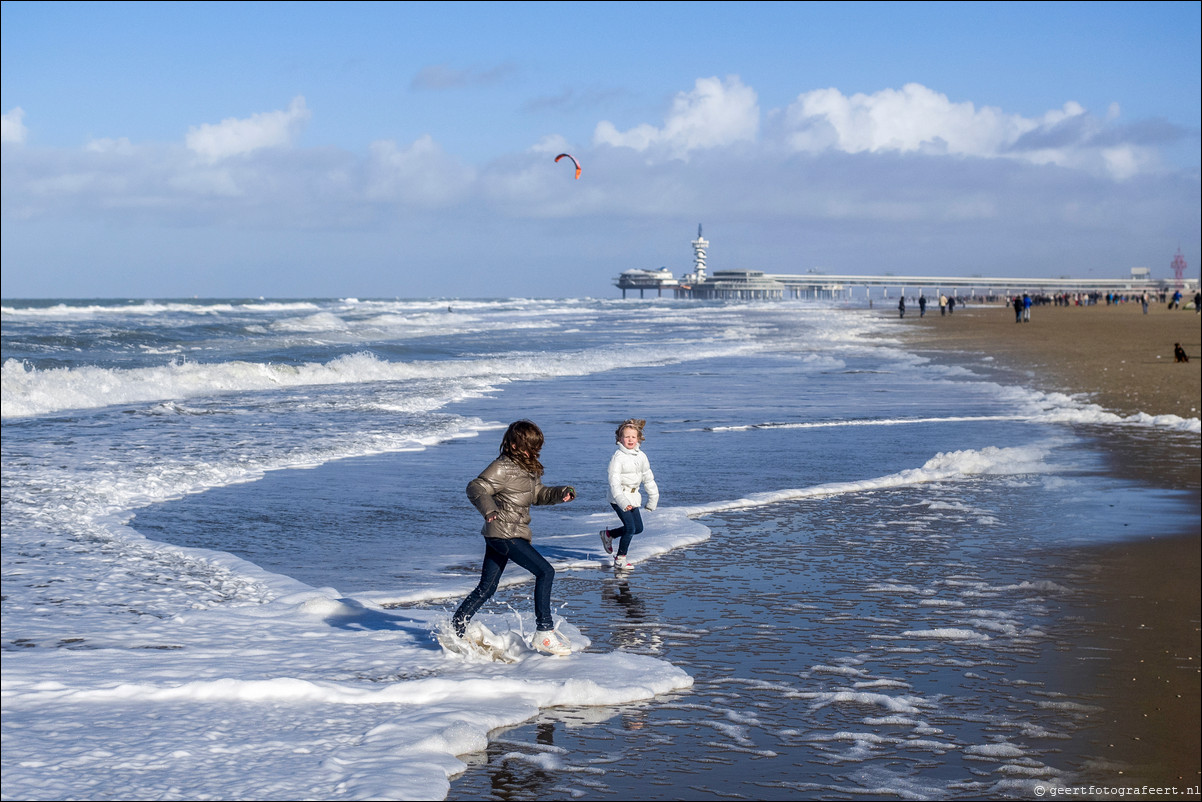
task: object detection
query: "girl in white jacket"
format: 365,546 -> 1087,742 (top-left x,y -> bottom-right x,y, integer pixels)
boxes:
599,419 -> 659,569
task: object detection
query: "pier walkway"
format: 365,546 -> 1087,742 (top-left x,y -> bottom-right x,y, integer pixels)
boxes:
615,268 -> 1198,301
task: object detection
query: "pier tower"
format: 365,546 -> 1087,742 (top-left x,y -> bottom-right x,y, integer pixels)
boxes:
1171,248 -> 1187,289
691,224 -> 708,282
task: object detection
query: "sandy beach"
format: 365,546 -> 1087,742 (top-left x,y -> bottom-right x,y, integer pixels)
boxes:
895,301 -> 1201,420
894,300 -> 1201,792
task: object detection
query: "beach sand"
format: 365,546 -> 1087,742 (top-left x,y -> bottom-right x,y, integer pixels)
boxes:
894,301 -> 1201,791
896,301 -> 1201,420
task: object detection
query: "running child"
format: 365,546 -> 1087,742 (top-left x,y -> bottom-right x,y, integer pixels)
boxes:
599,418 -> 659,570
452,420 -> 576,656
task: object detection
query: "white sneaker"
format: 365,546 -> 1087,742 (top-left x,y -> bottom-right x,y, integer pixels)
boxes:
614,554 -> 634,570
599,529 -> 614,554
532,629 -> 572,656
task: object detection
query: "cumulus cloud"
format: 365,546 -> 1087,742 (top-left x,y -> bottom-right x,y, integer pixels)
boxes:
2,107 -> 28,145
530,134 -> 572,156
365,134 -> 475,206
781,83 -> 1165,179
185,96 -> 311,162
1,76 -> 1195,256
785,84 -> 1079,157
594,75 -> 759,159
85,137 -> 136,155
588,78 -> 1172,181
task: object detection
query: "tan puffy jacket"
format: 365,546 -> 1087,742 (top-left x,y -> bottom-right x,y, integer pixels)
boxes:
467,456 -> 572,541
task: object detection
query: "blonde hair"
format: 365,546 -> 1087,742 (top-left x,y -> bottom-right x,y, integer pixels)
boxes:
615,418 -> 646,444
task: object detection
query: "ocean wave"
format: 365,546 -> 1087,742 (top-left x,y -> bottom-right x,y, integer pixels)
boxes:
682,444 -> 1056,517
705,415 -> 1026,432
704,393 -> 1200,435
1,300 -> 324,318
1030,405 -> 1201,433
1,339 -> 762,419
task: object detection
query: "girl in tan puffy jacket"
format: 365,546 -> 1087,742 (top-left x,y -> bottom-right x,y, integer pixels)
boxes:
451,420 -> 577,655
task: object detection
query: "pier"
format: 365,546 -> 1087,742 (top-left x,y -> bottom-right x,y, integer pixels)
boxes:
726,269 -> 1196,301
613,229 -> 1198,301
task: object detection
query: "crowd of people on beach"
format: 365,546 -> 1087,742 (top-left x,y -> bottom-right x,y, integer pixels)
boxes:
995,289 -> 1200,322
894,289 -> 1200,319
898,292 -> 956,318
1009,290 -> 1201,309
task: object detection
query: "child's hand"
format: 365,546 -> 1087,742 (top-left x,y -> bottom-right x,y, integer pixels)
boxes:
563,487 -> 576,502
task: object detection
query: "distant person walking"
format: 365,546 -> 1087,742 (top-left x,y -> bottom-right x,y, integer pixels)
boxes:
939,294 -> 948,316
1013,295 -> 1023,323
1141,292 -> 1149,314
918,294 -> 927,317
947,296 -> 956,315
1022,293 -> 1032,322
898,297 -> 906,318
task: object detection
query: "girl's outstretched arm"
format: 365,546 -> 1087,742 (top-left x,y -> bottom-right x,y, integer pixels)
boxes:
534,481 -> 575,506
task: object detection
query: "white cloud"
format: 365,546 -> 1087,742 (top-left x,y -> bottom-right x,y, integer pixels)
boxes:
1,75 -> 1192,265
2,107 -> 28,145
1099,146 -> 1142,181
594,76 -> 759,159
85,137 -> 135,155
530,134 -> 572,156
365,135 -> 475,206
185,96 -> 311,162
784,83 -> 1050,157
781,83 -> 1158,180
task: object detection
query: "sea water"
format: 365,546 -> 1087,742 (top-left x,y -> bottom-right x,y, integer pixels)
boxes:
1,298 -> 1197,800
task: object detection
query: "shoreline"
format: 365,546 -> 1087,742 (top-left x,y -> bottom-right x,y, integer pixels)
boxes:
889,300 -> 1201,790
890,300 -> 1201,420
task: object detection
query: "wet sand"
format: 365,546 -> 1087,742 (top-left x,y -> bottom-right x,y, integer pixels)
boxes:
894,301 -> 1201,791
895,301 -> 1201,420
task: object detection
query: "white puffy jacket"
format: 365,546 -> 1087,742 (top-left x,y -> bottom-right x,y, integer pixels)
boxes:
606,445 -> 659,511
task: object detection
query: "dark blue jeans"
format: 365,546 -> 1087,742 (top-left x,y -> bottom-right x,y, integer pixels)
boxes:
609,503 -> 643,556
453,537 -> 555,635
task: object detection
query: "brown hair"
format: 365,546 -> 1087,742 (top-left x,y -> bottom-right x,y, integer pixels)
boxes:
615,418 -> 646,444
500,420 -> 544,476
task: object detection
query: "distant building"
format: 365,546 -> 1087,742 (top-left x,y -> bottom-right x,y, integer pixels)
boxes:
613,267 -> 678,298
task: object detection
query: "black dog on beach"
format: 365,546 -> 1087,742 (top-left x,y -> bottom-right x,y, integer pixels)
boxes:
1174,343 -> 1189,363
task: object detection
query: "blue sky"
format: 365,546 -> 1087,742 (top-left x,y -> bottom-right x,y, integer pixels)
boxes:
2,0 -> 1199,299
